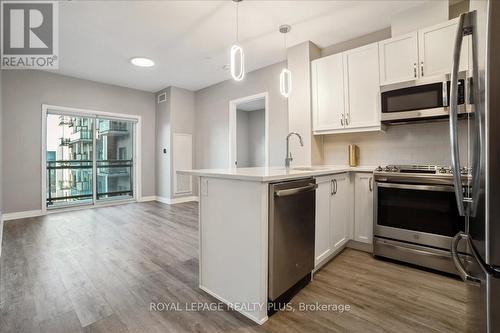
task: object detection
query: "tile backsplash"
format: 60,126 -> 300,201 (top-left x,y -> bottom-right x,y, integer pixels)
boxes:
323,120 -> 470,166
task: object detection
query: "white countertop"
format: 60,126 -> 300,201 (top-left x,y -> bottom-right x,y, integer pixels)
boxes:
178,165 -> 376,182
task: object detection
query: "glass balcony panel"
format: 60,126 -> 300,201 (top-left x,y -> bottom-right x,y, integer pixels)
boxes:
96,119 -> 134,201
46,114 -> 94,208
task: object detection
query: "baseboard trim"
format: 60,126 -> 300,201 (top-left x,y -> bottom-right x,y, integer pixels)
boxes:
3,209 -> 43,221
346,240 -> 373,253
138,195 -> 156,202
2,196 -> 199,221
313,243 -> 348,274
199,285 -> 268,325
0,211 -> 3,257
156,196 -> 199,205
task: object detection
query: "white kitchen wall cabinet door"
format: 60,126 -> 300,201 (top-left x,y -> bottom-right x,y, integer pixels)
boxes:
379,32 -> 419,85
418,18 -> 469,78
314,176 -> 333,266
343,43 -> 381,129
312,54 -> 345,132
354,173 -> 374,244
330,173 -> 352,252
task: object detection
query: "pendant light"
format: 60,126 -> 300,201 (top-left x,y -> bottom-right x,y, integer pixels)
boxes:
279,25 -> 292,97
230,0 -> 245,81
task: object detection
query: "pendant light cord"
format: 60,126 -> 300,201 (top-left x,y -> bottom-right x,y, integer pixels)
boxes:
284,32 -> 287,68
236,2 -> 239,43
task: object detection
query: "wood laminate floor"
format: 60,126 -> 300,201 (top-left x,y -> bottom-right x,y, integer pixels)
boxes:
0,201 -> 466,333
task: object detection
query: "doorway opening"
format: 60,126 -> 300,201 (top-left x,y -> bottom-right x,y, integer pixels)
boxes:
43,105 -> 139,210
229,93 -> 269,168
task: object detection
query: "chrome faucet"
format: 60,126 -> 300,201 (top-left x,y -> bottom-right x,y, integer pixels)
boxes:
285,132 -> 304,168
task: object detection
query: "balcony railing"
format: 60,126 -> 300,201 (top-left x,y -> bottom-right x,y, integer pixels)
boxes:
59,138 -> 71,146
98,121 -> 128,132
70,130 -> 93,141
46,159 -> 133,206
96,160 -> 132,175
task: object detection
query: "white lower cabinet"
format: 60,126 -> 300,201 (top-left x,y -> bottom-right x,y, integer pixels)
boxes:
354,173 -> 374,244
315,172 -> 374,268
315,176 -> 333,265
331,173 -> 353,249
314,173 -> 353,267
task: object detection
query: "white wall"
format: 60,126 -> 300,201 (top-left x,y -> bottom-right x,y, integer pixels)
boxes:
194,62 -> 288,168
236,110 -> 250,167
287,41 -> 322,166
247,109 -> 265,167
321,28 -> 391,57
155,88 -> 171,199
169,87 -> 195,198
156,86 -> 195,199
323,121 -> 469,166
1,70 -> 156,214
391,1 -> 448,36
171,87 -> 195,136
236,109 -> 265,168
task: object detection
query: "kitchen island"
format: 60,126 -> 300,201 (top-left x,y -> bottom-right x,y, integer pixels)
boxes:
178,166 -> 375,324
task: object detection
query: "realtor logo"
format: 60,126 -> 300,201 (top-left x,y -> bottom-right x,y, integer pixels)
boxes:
1,1 -> 58,69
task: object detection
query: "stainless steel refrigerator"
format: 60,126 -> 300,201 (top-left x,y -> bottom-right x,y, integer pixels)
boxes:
449,1 -> 500,332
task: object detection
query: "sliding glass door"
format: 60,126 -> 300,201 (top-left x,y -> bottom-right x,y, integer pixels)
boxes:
46,112 -> 135,209
46,115 -> 94,207
96,119 -> 134,201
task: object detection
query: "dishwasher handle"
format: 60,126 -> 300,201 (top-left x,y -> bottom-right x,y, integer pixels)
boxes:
274,183 -> 318,197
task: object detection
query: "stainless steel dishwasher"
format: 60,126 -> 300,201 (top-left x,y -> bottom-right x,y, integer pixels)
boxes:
268,178 -> 317,306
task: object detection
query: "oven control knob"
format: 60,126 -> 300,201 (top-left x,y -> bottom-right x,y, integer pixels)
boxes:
375,166 -> 383,172
438,167 -> 448,174
390,166 -> 399,172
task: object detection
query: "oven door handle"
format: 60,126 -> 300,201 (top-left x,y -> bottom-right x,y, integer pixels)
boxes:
376,182 -> 454,192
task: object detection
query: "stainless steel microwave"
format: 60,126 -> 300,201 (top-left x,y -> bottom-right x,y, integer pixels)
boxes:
380,74 -> 470,124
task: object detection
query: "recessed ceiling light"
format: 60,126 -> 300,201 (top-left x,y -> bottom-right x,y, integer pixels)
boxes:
130,57 -> 155,67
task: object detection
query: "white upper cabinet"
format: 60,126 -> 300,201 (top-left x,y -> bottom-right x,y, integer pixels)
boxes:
311,42 -> 382,135
379,32 -> 419,85
418,18 -> 469,78
343,43 -> 381,129
378,18 -> 470,86
312,53 -> 345,132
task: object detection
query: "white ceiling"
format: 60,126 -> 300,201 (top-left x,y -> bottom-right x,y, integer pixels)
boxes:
54,0 -> 429,92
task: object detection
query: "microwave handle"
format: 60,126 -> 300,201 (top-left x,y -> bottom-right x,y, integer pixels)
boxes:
442,81 -> 448,107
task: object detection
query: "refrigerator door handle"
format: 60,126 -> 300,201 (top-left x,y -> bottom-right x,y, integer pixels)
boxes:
468,11 -> 483,218
467,231 -> 500,278
449,12 -> 468,216
451,232 -> 481,286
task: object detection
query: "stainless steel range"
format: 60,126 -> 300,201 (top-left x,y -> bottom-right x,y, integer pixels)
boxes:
373,164 -> 471,274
